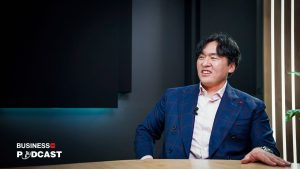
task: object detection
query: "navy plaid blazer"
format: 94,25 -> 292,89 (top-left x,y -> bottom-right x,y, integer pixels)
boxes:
134,83 -> 279,159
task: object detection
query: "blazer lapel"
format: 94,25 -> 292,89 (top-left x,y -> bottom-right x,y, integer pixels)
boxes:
208,84 -> 244,158
181,84 -> 199,157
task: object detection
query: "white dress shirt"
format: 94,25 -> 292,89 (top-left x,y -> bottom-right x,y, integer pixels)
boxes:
140,82 -> 227,160
189,82 -> 227,159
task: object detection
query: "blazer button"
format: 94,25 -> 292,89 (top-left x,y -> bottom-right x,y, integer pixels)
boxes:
231,135 -> 237,140
172,125 -> 177,130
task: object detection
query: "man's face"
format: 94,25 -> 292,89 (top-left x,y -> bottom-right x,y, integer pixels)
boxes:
197,41 -> 236,89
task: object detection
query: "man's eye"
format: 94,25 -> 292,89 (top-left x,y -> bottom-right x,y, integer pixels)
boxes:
210,55 -> 219,60
198,55 -> 205,59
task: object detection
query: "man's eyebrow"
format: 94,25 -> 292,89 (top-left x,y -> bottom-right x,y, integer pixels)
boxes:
200,52 -> 218,55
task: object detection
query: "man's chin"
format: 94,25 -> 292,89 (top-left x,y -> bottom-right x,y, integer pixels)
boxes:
200,81 -> 213,87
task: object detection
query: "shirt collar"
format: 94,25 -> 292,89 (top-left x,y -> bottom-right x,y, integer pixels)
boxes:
199,81 -> 227,102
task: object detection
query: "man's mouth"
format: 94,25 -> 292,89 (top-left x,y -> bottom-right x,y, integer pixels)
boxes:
201,70 -> 212,74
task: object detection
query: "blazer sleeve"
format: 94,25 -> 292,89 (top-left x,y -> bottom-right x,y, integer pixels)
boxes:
134,90 -> 168,159
250,101 -> 280,156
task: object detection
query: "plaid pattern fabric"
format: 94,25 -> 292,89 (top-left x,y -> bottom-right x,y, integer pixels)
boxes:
134,84 -> 279,159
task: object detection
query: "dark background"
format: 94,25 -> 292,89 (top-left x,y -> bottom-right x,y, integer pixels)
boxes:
1,0 -> 132,108
0,0 -> 263,167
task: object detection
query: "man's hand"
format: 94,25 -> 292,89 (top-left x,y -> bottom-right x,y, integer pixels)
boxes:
241,147 -> 291,167
140,155 -> 153,160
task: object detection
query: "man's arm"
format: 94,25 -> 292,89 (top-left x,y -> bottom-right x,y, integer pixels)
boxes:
241,102 -> 290,166
241,147 -> 290,166
134,90 -> 167,159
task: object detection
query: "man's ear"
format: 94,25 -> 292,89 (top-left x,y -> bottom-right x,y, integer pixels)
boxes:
228,63 -> 236,73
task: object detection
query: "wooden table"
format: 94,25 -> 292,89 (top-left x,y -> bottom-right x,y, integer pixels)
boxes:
7,160 -> 300,169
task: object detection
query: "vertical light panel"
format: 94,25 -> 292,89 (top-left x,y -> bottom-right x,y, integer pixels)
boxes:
280,0 -> 287,161
271,0 -> 276,140
266,0 -> 298,162
291,0 -> 297,163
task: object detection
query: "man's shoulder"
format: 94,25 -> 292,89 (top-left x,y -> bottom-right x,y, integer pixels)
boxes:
166,84 -> 199,94
229,85 -> 264,106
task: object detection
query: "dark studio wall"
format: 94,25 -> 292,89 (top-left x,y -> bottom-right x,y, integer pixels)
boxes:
0,0 -> 263,167
0,0 -> 185,167
1,0 -> 133,108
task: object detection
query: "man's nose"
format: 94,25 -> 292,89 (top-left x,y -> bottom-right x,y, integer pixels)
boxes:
202,57 -> 211,66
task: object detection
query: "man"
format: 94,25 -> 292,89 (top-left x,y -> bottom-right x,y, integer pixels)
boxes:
134,33 -> 291,167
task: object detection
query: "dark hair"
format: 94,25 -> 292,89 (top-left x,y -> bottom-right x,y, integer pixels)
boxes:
195,33 -> 241,68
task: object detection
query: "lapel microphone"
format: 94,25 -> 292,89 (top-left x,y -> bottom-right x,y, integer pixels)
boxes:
194,107 -> 199,115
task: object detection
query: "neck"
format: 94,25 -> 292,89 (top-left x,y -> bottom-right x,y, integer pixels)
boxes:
201,81 -> 226,96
